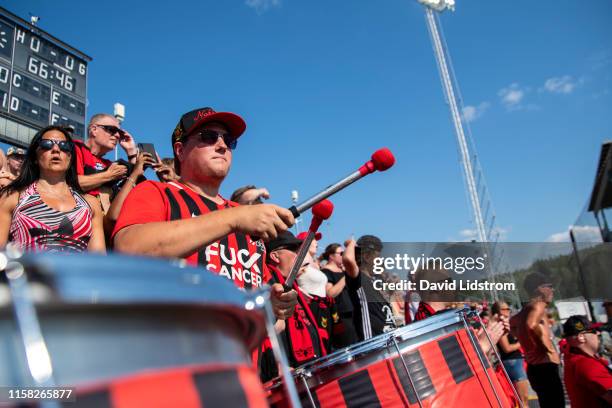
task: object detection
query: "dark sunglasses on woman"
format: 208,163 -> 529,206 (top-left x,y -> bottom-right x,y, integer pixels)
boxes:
38,139 -> 73,153
194,129 -> 238,150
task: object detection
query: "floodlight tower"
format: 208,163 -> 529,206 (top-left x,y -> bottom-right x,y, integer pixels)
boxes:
418,0 -> 486,243
417,0 -> 514,302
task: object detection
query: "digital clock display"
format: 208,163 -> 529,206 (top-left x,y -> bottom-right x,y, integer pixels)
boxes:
0,10 -> 90,144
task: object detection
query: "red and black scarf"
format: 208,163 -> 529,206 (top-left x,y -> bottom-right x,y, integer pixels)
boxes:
266,264 -> 327,365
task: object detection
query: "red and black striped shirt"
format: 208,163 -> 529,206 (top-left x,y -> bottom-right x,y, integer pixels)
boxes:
112,181 -> 267,289
74,140 -> 113,197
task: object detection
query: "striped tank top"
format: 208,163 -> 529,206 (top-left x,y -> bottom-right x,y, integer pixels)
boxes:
9,183 -> 93,252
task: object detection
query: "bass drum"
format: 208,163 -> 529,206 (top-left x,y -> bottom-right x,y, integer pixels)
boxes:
266,309 -> 517,408
0,252 -> 269,408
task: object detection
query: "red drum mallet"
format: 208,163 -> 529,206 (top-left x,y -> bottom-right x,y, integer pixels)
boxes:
283,199 -> 333,290
288,148 -> 395,218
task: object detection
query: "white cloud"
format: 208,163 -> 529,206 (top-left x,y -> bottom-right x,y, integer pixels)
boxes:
462,102 -> 490,123
545,225 -> 601,243
459,229 -> 478,240
245,0 -> 281,13
498,83 -> 526,110
546,231 -> 570,243
457,226 -> 509,242
543,75 -> 578,94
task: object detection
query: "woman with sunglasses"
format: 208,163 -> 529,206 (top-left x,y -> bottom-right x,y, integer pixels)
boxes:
0,126 -> 105,253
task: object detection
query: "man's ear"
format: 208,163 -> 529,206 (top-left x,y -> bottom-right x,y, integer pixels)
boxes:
269,250 -> 280,265
174,142 -> 185,164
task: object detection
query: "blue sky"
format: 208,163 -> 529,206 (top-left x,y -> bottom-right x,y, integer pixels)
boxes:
2,0 -> 611,247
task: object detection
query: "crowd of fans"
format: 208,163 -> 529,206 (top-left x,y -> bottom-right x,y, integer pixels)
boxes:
0,108 -> 610,407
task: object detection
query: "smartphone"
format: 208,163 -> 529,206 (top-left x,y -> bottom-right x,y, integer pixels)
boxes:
137,143 -> 159,168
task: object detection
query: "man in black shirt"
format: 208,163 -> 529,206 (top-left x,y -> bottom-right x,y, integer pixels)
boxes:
344,235 -> 396,341
321,241 -> 360,348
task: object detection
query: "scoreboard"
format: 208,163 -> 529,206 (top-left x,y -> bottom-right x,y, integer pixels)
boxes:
0,7 -> 91,146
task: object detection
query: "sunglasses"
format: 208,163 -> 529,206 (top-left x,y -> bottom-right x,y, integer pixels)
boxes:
38,139 -> 73,153
96,124 -> 126,138
192,129 -> 238,150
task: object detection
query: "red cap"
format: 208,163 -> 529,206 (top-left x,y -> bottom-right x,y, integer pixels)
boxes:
297,231 -> 322,241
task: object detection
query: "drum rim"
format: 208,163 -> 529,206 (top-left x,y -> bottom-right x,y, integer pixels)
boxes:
2,252 -> 268,349
296,309 -> 465,374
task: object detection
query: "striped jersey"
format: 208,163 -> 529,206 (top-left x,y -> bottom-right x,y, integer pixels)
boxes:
112,181 -> 267,289
73,140 -> 113,197
9,183 -> 93,252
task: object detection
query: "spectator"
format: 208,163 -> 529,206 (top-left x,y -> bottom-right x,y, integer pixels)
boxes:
492,301 -> 530,407
562,315 -> 612,408
230,184 -> 270,205
258,230 -> 327,382
321,241 -> 360,348
0,126 -> 105,253
296,231 -> 327,297
510,273 -> 565,408
0,148 -> 14,187
343,235 -> 396,341
155,157 -> 179,183
6,146 -> 26,179
295,232 -> 339,351
112,106 -> 296,322
104,151 -> 156,241
74,113 -> 139,211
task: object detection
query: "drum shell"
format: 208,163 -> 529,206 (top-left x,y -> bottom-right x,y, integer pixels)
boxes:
0,303 -> 256,387
0,253 -> 270,407
267,312 -> 515,408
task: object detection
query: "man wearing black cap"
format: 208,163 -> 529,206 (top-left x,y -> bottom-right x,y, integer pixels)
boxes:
344,234 -> 396,341
510,272 -> 564,408
113,107 -> 297,319
257,230 -> 327,381
562,315 -> 612,408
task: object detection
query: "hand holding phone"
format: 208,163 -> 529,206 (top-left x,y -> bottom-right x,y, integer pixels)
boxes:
137,143 -> 159,168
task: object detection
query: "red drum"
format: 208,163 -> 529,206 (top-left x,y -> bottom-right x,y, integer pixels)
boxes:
266,309 -> 517,408
0,252 -> 269,408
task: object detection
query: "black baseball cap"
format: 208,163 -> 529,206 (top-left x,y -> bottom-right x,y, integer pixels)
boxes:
523,272 -> 552,295
562,315 -> 603,337
356,235 -> 383,251
171,107 -> 246,145
265,231 -> 302,253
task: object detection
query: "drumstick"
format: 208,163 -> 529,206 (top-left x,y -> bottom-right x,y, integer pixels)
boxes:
283,200 -> 334,290
288,148 -> 395,218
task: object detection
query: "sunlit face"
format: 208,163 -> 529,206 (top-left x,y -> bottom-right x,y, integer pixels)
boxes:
308,239 -> 318,257
271,246 -> 307,278
7,153 -> 25,174
498,302 -> 511,318
175,123 -> 233,182
36,130 -> 72,174
537,284 -> 554,303
329,246 -> 343,267
89,116 -> 121,151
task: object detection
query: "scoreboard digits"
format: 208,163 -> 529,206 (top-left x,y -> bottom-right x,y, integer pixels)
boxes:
0,8 -> 90,143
